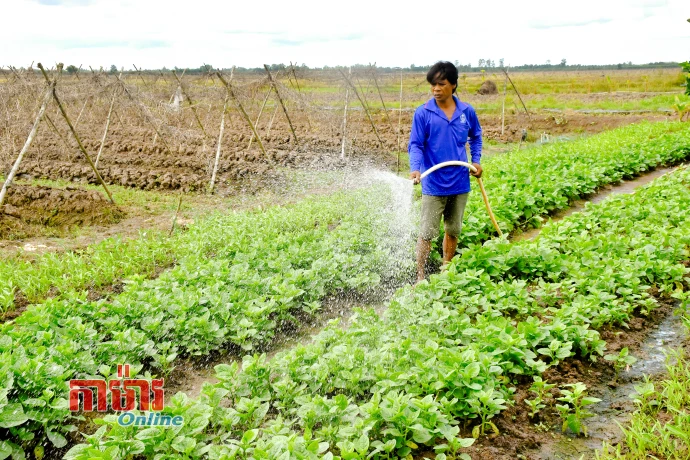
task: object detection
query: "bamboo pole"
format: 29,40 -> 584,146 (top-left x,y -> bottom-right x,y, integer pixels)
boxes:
265,101 -> 280,137
369,62 -> 392,127
133,64 -> 152,91
37,63 -> 116,205
168,68 -> 186,104
263,64 -> 298,144
169,195 -> 183,236
338,67 -> 385,149
289,61 -> 313,131
172,70 -> 208,139
397,69 -> 403,173
216,71 -> 270,161
501,72 -> 507,136
209,92 -> 229,194
247,84 -> 273,149
74,96 -> 90,128
0,74 -> 56,207
95,76 -> 121,167
341,67 -> 351,160
502,68 -> 531,121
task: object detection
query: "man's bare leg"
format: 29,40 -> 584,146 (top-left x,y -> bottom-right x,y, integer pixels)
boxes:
442,233 -> 458,265
416,238 -> 432,282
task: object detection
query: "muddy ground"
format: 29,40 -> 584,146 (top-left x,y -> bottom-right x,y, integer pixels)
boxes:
439,300 -> 688,460
0,184 -> 124,239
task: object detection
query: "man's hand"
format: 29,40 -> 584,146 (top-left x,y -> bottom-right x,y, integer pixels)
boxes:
470,163 -> 483,178
410,171 -> 421,184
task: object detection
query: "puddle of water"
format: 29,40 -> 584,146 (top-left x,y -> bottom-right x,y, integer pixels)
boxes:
532,311 -> 687,460
512,166 -> 679,242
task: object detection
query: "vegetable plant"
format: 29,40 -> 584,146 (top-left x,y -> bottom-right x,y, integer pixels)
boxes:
556,382 -> 601,436
604,347 -> 637,380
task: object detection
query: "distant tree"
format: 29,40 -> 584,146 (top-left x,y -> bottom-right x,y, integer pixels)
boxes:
499,58 -> 504,68
109,65 -> 118,74
66,65 -> 78,74
560,58 -> 567,66
545,59 -> 551,66
478,59 -> 485,68
199,63 -> 213,73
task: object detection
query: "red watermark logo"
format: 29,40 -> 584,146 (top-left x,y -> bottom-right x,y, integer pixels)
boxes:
69,364 -> 182,427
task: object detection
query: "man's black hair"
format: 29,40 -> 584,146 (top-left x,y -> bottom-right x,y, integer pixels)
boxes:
426,61 -> 458,93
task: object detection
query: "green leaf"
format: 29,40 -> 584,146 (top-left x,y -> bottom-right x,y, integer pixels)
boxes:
47,430 -> 67,448
0,404 -> 28,428
241,429 -> 258,444
354,434 -> 369,454
458,438 -> 475,448
171,436 -> 196,454
0,441 -> 13,460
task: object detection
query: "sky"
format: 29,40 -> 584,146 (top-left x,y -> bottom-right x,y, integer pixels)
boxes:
1,0 -> 689,70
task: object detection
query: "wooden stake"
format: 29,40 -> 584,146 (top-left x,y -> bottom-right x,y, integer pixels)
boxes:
96,76 -> 121,167
341,66 -> 351,160
216,71 -> 270,161
169,195 -> 183,236
0,75 -> 55,207
263,64 -> 298,144
37,63 -> 116,205
209,92 -> 229,194
338,67 -> 385,149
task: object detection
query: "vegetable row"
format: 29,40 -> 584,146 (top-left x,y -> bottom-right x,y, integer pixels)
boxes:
0,188 -> 409,459
63,165 -> 690,458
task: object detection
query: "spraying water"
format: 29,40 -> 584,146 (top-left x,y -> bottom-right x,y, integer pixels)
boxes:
359,169 -> 417,286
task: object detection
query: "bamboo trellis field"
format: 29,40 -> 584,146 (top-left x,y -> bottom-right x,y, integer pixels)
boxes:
0,66 -> 417,195
0,66 -> 683,194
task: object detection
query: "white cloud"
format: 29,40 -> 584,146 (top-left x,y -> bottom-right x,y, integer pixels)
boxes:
1,0 -> 688,68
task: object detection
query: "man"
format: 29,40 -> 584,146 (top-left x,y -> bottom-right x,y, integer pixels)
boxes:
409,61 -> 483,282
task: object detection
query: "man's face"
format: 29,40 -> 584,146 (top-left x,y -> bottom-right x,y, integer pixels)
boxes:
431,75 -> 456,103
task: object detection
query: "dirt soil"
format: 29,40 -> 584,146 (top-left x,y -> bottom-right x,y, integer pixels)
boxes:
0,184 -> 125,239
10,105 -> 672,194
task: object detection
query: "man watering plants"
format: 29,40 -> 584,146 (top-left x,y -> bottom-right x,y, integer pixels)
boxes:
409,61 -> 483,282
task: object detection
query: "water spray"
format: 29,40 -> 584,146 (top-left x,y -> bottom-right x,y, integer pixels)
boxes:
416,161 -> 503,237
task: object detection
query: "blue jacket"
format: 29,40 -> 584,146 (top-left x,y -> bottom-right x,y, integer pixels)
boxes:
408,95 -> 483,196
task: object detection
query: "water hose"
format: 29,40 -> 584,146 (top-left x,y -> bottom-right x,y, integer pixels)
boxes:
418,161 -> 503,237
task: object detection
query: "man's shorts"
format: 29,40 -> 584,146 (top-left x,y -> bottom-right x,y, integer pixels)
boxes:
419,193 -> 469,241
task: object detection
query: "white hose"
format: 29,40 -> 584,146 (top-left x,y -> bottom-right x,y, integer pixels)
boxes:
419,160 -> 477,180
